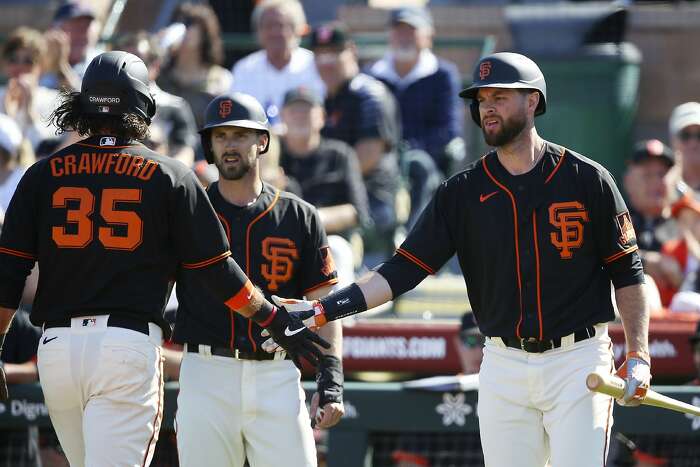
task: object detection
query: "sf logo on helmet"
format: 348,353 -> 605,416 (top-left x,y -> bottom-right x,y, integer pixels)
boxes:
549,201 -> 589,259
218,99 -> 233,118
479,61 -> 492,80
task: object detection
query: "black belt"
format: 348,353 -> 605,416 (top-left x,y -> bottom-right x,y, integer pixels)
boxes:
43,315 -> 151,336
501,325 -> 597,353
186,344 -> 288,361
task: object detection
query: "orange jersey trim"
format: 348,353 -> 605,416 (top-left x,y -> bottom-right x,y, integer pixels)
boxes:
246,190 -> 280,276
532,212 -> 544,340
224,280 -> 255,310
544,147 -> 566,184
603,245 -> 638,264
396,248 -> 435,275
482,157 -> 525,339
0,247 -> 37,260
181,251 -> 231,269
304,277 -> 340,295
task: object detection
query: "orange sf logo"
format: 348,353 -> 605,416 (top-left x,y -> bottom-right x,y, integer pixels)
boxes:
261,237 -> 299,291
479,61 -> 492,80
218,100 -> 233,118
549,201 -> 589,259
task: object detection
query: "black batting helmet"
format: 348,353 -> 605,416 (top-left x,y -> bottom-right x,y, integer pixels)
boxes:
460,52 -> 546,127
80,51 -> 156,124
199,93 -> 270,164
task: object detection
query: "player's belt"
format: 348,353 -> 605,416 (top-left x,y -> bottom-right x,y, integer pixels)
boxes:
185,343 -> 289,361
43,315 -> 151,336
499,325 -> 597,353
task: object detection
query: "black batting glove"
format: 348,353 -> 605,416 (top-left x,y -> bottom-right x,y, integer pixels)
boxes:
263,306 -> 330,370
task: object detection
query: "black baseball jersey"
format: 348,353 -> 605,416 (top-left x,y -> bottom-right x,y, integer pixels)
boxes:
378,141 -> 644,339
0,135 -> 248,335
174,182 -> 338,351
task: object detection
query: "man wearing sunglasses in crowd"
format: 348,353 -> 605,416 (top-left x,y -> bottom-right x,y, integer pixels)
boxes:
670,102 -> 700,192
455,312 -> 484,375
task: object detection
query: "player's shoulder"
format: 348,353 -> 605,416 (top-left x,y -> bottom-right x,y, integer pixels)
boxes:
274,185 -> 317,214
552,142 -> 615,181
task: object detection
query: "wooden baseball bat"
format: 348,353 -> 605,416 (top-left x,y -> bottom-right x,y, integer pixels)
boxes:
586,371 -> 700,417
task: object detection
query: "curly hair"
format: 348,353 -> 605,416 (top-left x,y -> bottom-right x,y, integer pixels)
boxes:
174,3 -> 224,66
50,90 -> 150,141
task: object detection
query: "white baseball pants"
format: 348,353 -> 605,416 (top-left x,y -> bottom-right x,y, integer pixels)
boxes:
37,315 -> 164,467
478,324 -> 615,467
176,349 -> 316,467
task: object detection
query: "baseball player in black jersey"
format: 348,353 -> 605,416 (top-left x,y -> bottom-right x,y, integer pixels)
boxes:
174,92 -> 344,467
0,52 -> 327,467
275,52 -> 652,467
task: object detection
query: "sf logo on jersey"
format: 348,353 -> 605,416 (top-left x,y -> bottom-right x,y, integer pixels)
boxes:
261,237 -> 299,291
549,201 -> 589,259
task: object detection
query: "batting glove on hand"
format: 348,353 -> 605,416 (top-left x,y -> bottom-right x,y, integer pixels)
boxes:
615,352 -> 651,407
262,306 -> 329,370
271,295 -> 327,330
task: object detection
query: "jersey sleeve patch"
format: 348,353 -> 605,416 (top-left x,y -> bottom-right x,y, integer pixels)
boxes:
616,211 -> 636,246
319,246 -> 336,277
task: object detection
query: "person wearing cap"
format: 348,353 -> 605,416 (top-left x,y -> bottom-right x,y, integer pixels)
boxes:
173,92 -> 343,467
455,312 -> 484,375
368,6 -> 464,177
622,140 -> 681,305
669,102 -> 700,191
0,27 -> 62,151
687,320 -> 700,385
270,51 -> 652,467
41,0 -> 101,88
279,86 -> 370,283
230,0 -> 324,127
309,22 -> 403,263
0,113 -> 27,212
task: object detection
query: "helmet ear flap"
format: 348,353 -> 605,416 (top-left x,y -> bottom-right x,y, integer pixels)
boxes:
201,131 -> 214,164
470,100 -> 481,127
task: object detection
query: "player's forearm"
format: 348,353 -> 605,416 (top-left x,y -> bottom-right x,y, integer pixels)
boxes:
615,283 -> 650,359
318,204 -> 358,234
4,361 -> 38,384
316,271 -> 392,324
317,320 -> 342,357
0,307 -> 15,334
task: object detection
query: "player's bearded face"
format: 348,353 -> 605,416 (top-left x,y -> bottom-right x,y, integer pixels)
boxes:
211,127 -> 260,180
479,89 -> 530,147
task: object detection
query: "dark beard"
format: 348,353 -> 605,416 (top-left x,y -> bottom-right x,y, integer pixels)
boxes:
215,154 -> 252,180
482,112 -> 528,147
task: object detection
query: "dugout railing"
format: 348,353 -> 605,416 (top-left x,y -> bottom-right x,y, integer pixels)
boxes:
1,382 -> 699,467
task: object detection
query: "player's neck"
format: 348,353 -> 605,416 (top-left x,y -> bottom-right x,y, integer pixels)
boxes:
496,128 -> 545,176
217,172 -> 264,207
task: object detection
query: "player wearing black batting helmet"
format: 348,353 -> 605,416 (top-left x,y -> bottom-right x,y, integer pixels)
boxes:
199,93 -> 271,164
460,52 -> 546,127
0,52 -> 326,467
272,50 -> 652,467
80,50 -> 156,124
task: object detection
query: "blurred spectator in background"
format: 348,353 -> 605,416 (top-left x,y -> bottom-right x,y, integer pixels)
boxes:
368,6 -> 465,178
310,23 -> 403,263
0,113 -> 27,212
669,102 -> 700,192
279,86 -> 369,283
41,0 -> 100,89
659,190 -> 700,312
230,0 -> 324,128
392,450 -> 430,467
0,309 -> 42,467
158,3 -> 232,129
688,320 -> 700,385
1,27 -> 61,150
623,140 -> 681,300
609,433 -> 669,467
115,32 -> 198,167
455,312 -> 484,375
